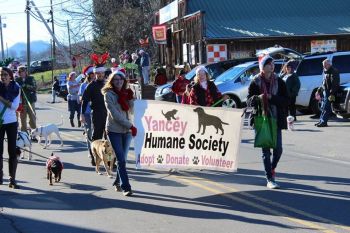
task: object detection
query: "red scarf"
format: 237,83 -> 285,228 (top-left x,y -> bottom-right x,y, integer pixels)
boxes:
113,87 -> 134,111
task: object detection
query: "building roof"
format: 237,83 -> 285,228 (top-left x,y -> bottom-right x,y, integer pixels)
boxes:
187,0 -> 350,39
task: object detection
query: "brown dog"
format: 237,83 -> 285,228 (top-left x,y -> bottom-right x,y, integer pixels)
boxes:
91,139 -> 116,178
193,107 -> 229,135
46,153 -> 63,185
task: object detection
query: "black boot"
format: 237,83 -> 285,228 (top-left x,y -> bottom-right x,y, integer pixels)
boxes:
70,119 -> 75,127
8,178 -> 19,189
0,171 -> 3,185
77,120 -> 81,128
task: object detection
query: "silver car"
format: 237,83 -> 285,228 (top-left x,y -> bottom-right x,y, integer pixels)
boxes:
214,61 -> 283,108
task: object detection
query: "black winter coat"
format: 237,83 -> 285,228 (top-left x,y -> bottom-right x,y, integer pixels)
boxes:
248,76 -> 289,129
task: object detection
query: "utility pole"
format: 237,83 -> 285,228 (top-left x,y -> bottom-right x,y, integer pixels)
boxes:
67,20 -> 72,57
51,39 -> 54,83
50,0 -> 55,80
26,1 -> 31,75
0,15 -> 5,60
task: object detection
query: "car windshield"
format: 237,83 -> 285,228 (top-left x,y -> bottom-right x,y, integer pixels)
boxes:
215,66 -> 246,83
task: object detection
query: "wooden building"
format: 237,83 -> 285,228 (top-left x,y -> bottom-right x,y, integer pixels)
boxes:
155,0 -> 350,73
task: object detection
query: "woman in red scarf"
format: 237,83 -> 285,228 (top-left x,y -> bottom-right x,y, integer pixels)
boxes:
171,69 -> 190,103
102,69 -> 136,196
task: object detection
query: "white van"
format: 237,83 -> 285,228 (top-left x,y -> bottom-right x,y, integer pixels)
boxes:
295,52 -> 350,113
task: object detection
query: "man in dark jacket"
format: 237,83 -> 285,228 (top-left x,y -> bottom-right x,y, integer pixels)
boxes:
81,66 -> 107,166
247,55 -> 289,189
282,60 -> 301,121
315,59 -> 340,127
51,76 -> 60,103
15,66 -> 37,132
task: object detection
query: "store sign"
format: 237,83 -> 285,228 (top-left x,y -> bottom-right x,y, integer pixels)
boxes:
159,0 -> 178,24
152,25 -> 167,44
311,40 -> 337,53
207,44 -> 227,63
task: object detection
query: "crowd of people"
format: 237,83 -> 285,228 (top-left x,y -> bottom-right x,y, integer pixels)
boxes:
0,48 -> 340,193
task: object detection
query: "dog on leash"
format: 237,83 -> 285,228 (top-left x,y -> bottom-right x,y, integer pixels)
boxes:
16,131 -> 32,160
46,153 -> 63,185
193,107 -> 229,135
91,139 -> 116,178
31,117 -> 64,148
287,116 -> 295,131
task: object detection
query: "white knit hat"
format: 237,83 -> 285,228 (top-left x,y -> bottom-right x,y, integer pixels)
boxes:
195,66 -> 208,76
259,55 -> 273,71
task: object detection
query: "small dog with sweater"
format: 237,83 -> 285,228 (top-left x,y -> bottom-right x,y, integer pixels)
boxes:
46,153 -> 63,185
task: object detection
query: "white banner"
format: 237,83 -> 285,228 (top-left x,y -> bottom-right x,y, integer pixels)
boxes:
134,100 -> 243,172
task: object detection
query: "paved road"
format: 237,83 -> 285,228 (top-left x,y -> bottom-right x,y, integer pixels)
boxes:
0,94 -> 349,233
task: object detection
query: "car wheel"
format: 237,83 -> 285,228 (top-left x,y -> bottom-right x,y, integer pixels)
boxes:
222,96 -> 240,108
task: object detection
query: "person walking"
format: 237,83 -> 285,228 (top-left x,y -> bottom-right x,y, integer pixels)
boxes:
281,60 -> 300,121
139,49 -> 150,85
247,55 -> 289,189
15,66 -> 37,132
189,66 -> 226,106
67,72 -> 81,127
102,69 -> 136,196
315,59 -> 340,127
0,67 -> 20,188
81,55 -> 108,166
79,66 -> 95,159
172,69 -> 190,103
51,76 -> 60,103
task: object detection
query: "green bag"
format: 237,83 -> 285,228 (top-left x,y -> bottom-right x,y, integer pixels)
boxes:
253,103 -> 277,149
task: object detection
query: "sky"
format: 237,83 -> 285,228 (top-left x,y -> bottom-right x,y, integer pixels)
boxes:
0,0 -> 91,49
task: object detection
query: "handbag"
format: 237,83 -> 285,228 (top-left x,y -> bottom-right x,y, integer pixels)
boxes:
253,101 -> 277,149
0,106 -> 8,128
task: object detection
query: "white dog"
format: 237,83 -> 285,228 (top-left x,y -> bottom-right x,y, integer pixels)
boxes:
287,116 -> 295,131
31,117 -> 64,148
16,131 -> 32,160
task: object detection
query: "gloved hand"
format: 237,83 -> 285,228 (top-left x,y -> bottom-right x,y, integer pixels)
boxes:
328,95 -> 335,102
130,125 -> 137,137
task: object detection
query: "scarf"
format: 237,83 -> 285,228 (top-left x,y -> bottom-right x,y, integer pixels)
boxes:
256,73 -> 278,117
113,87 -> 134,111
0,81 -> 20,102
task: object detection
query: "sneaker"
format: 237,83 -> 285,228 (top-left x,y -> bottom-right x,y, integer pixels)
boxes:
123,190 -> 133,196
267,180 -> 280,189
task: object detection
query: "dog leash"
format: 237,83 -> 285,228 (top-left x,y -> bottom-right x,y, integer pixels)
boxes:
20,88 -> 37,119
17,147 -> 50,160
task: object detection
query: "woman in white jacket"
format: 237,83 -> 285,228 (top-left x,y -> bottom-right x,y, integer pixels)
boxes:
0,67 -> 20,188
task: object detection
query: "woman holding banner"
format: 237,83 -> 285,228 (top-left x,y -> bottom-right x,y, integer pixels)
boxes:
189,66 -> 227,106
102,69 -> 136,197
247,55 -> 289,189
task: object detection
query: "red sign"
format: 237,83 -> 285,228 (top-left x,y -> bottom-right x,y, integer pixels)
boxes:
152,25 -> 167,44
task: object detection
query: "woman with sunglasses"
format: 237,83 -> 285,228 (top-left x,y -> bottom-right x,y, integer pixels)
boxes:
0,67 -> 20,188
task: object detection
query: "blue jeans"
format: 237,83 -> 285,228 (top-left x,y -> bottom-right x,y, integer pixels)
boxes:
319,94 -> 332,124
261,129 -> 282,181
84,113 -> 92,155
108,132 -> 132,191
175,94 -> 182,103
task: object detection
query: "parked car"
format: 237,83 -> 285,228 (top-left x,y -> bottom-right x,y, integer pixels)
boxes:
333,83 -> 350,118
214,60 -> 284,108
29,60 -> 53,74
258,46 -> 350,114
154,58 -> 256,102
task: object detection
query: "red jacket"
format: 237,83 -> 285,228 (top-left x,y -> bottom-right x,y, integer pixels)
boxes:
171,76 -> 190,95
